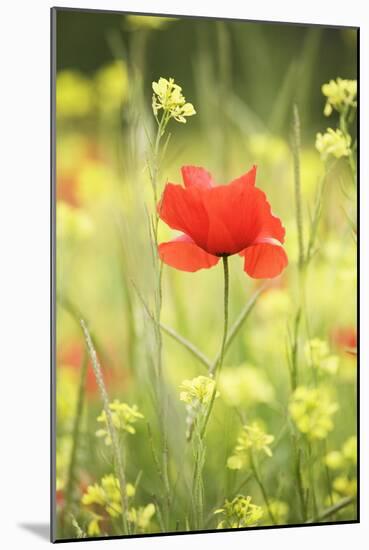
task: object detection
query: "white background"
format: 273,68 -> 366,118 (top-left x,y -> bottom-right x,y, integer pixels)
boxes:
1,0 -> 367,547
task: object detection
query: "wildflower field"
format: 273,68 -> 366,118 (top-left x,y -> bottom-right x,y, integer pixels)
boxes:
53,10 -> 358,540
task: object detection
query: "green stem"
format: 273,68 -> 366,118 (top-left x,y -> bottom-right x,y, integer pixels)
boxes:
250,451 -> 276,524
132,280 -> 212,371
324,441 -> 334,509
295,443 -> 307,521
162,323 -> 212,370
292,104 -> 305,271
148,113 -> 171,530
191,428 -> 205,530
201,256 -> 230,439
191,256 -> 230,531
305,496 -> 355,523
134,279 -> 266,375
307,442 -> 318,519
210,282 -> 266,375
339,110 -> 356,182
290,308 -> 301,391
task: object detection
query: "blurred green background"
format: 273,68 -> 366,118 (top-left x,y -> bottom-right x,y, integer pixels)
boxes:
56,10 -> 357,136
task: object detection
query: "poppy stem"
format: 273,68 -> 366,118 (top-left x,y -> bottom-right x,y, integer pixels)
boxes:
200,255 -> 229,439
191,257 -> 229,529
218,255 -> 230,376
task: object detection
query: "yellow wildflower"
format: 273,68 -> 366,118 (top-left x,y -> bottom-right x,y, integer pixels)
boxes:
87,513 -> 103,536
214,495 -> 263,529
96,401 -> 144,445
128,503 -> 156,531
305,338 -> 340,375
315,128 -> 351,160
152,77 -> 196,123
267,500 -> 289,525
342,435 -> 357,465
227,422 -> 274,470
333,475 -> 357,497
322,78 -> 357,116
179,375 -> 217,406
82,474 -> 135,519
325,451 -> 345,470
179,375 -> 218,439
289,386 -> 338,440
325,435 -> 357,471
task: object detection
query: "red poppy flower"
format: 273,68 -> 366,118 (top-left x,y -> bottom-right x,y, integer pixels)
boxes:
158,165 -> 288,278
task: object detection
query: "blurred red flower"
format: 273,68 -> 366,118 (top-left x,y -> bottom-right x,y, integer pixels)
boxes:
57,175 -> 80,207
56,489 -> 65,508
331,326 -> 357,356
158,165 -> 288,278
58,342 -> 127,398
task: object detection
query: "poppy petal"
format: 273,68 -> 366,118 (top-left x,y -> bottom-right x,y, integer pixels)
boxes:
257,209 -> 286,244
241,239 -> 288,279
158,234 -> 219,272
181,166 -> 214,188
204,182 -> 271,255
229,165 -> 257,187
229,165 -> 285,244
158,183 -> 209,249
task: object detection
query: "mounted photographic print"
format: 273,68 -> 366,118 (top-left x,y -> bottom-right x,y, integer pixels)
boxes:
51,7 -> 359,542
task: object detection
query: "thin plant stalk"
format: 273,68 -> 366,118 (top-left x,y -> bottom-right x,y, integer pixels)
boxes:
80,319 -> 130,535
339,108 -> 356,180
292,103 -> 305,271
132,278 -> 212,371
134,277 -> 266,374
147,110 -> 172,530
210,282 -> 267,375
63,352 -> 88,533
294,442 -> 307,521
290,103 -> 309,521
190,256 -> 230,530
191,427 -> 206,530
305,495 -> 355,523
323,440 -> 334,509
307,442 -> 318,519
250,451 -> 276,524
